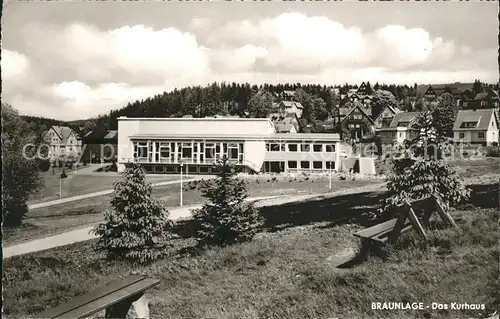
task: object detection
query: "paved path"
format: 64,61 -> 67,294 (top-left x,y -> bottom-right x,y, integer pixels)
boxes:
4,195 -> 284,259
28,176 -> 205,210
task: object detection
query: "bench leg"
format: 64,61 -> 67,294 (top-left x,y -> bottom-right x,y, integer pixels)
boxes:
105,292 -> 143,319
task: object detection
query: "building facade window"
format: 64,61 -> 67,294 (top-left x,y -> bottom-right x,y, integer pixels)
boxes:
288,144 -> 298,152
205,143 -> 215,161
478,132 -> 485,139
300,161 -> 310,169
459,133 -> 465,139
133,141 -> 148,161
325,161 -> 335,170
267,143 -> 285,152
312,144 -> 323,152
325,144 -> 336,152
181,142 -> 192,160
301,142 -> 311,152
312,161 -> 323,169
287,161 -> 298,169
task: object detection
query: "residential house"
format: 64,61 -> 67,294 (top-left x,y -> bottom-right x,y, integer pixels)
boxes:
268,112 -> 300,133
338,102 -> 375,140
44,126 -> 82,163
376,112 -> 421,145
280,90 -> 296,100
332,107 -> 350,127
276,101 -> 304,118
340,84 -> 373,107
453,109 -> 499,146
416,82 -> 475,106
465,91 -> 499,109
117,117 -> 340,174
356,82 -> 372,95
372,104 -> 403,129
274,123 -> 298,134
82,129 -> 118,163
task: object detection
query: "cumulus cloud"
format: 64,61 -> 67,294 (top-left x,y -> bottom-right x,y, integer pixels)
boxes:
206,14 -> 462,72
22,22 -> 211,86
2,49 -> 31,80
2,12 -> 497,120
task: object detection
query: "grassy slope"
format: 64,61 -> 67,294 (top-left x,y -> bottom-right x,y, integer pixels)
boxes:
4,178 -> 376,246
3,194 -> 498,318
5,157 -> 498,246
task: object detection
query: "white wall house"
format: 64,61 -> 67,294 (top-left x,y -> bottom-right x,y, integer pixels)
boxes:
44,126 -> 82,163
453,109 -> 499,146
278,101 -> 304,119
117,117 -> 341,174
376,112 -> 421,145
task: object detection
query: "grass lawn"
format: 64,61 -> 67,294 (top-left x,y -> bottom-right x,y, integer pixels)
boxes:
5,157 -> 499,246
4,178 -> 378,246
29,168 -> 180,204
3,186 -> 498,319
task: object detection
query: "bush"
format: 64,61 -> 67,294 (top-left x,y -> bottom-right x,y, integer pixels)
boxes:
38,159 -> 51,172
191,156 -> 264,247
380,158 -> 470,219
379,111 -> 470,219
91,163 -> 175,264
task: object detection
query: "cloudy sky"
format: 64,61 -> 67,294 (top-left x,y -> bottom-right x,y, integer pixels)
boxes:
2,2 -> 498,121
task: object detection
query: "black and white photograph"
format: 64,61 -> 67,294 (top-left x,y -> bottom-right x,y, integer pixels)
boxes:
1,1 -> 499,318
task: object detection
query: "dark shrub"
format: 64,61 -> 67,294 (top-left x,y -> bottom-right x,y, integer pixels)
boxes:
38,160 -> 51,172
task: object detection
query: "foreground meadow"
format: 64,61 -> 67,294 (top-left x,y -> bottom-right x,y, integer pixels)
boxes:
3,180 -> 498,319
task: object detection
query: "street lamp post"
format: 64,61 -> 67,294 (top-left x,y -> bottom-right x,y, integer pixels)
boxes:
180,161 -> 184,207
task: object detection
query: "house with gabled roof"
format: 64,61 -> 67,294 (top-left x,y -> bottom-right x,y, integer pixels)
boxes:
465,91 -> 500,109
376,112 -> 422,145
416,83 -> 475,107
372,104 -> 403,129
276,101 -> 304,118
44,125 -> 82,163
268,112 -> 300,133
453,109 -> 499,146
82,129 -> 118,163
356,82 -> 372,95
338,101 -> 375,140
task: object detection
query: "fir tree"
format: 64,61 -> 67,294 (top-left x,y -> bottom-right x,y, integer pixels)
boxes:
92,163 -> 174,263
191,156 -> 264,247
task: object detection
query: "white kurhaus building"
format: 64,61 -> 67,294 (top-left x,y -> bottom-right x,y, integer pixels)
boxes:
117,117 -> 341,174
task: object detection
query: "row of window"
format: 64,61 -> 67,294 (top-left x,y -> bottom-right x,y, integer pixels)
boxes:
265,143 -> 336,153
133,141 -> 244,164
263,160 -> 336,172
459,132 -> 485,139
348,124 -> 362,129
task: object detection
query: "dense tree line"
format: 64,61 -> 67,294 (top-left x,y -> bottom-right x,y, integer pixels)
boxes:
99,82 -> 423,129
20,80 -> 497,133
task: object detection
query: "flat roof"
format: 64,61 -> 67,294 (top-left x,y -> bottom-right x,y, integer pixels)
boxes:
118,116 -> 272,122
129,132 -> 340,141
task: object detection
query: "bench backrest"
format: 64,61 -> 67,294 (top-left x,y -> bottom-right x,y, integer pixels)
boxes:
37,275 -> 160,318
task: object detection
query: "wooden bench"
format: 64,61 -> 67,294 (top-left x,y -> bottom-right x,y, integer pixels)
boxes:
354,218 -> 413,244
354,195 -> 459,247
37,275 -> 160,319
